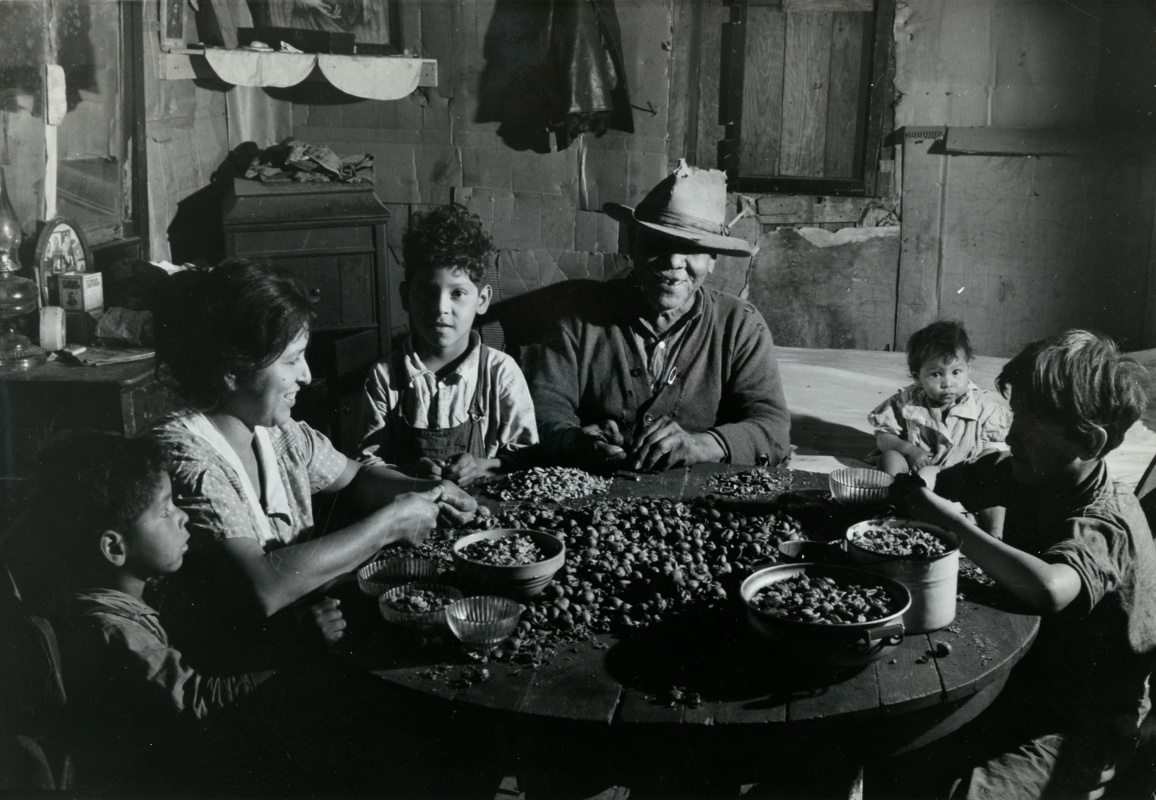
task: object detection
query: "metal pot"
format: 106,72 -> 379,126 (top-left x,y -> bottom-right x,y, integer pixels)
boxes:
845,518 -> 961,634
740,563 -> 911,670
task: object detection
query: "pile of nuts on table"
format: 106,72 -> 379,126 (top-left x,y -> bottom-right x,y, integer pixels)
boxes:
455,495 -> 805,662
459,533 -> 546,566
749,573 -> 897,624
382,588 -> 455,614
706,468 -> 791,498
490,466 -> 612,502
849,525 -> 950,558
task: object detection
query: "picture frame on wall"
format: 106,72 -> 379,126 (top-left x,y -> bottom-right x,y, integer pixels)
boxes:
159,0 -> 185,51
248,0 -> 395,48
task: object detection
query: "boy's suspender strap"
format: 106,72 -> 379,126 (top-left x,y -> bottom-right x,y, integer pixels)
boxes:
465,344 -> 489,456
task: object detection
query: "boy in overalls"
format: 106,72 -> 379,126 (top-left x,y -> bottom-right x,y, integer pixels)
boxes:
356,204 -> 537,485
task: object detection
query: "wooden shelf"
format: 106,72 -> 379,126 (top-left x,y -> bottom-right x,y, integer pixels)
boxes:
159,48 -> 437,92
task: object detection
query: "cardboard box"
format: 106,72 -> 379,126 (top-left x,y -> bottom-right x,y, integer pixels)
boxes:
57,272 -> 103,312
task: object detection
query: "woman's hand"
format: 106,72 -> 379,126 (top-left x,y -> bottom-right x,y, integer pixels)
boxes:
431,480 -> 478,524
306,597 -> 346,644
380,487 -> 444,547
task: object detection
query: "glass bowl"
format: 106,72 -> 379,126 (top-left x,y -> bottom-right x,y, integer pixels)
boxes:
378,582 -> 464,635
446,596 -> 523,651
358,557 -> 439,596
828,468 -> 894,507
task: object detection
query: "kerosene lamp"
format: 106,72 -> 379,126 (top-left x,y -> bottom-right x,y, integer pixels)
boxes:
0,168 -> 46,370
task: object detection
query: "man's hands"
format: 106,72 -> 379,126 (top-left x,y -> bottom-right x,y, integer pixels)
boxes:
629,416 -> 724,472
569,417 -> 725,472
571,421 -> 629,467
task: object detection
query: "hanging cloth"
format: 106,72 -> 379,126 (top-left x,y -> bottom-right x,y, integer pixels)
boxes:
547,0 -> 633,147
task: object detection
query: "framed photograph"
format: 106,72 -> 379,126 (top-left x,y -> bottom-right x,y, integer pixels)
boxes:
251,0 -> 393,47
159,0 -> 185,51
33,217 -> 92,306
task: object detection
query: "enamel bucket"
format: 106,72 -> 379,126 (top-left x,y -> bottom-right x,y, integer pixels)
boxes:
844,518 -> 961,634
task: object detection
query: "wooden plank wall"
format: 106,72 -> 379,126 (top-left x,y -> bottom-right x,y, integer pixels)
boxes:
141,0 -> 229,262
898,134 -> 1153,356
293,0 -> 676,340
891,0 -> 1156,355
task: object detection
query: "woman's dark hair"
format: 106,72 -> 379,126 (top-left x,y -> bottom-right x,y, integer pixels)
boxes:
997,330 -> 1149,454
906,320 -> 974,377
402,203 -> 493,284
31,432 -> 168,566
152,260 -> 313,409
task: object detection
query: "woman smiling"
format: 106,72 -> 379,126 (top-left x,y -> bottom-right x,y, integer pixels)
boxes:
147,261 -> 476,668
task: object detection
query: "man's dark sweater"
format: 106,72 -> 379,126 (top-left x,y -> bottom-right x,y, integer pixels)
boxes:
527,279 -> 791,466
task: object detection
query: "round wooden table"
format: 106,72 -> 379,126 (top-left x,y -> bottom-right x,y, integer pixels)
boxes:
348,465 -> 1040,794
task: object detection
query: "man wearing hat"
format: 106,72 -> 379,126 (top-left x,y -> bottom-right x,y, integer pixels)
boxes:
527,161 -> 791,471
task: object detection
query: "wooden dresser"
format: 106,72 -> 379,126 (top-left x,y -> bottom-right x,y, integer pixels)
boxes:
222,179 -> 391,451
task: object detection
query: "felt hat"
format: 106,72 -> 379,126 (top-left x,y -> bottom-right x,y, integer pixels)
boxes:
603,159 -> 756,256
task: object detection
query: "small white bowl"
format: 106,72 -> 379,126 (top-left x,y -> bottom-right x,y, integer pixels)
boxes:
829,468 -> 894,507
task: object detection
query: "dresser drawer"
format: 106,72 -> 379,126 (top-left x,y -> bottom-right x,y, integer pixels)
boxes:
275,253 -> 376,329
231,225 -> 374,256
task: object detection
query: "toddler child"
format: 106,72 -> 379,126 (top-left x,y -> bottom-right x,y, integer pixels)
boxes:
357,203 -> 537,485
869,320 -> 1012,475
897,330 -> 1156,799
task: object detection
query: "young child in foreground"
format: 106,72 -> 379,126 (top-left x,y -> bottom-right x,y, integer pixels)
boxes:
357,203 -> 537,485
897,330 -> 1156,799
870,320 -> 1012,475
44,433 -> 343,794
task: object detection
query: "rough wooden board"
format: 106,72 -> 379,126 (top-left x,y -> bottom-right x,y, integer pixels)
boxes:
617,687 -> 686,724
756,195 -> 872,223
935,602 -> 1038,703
451,660 -> 538,713
943,127 -> 1100,156
989,0 -> 1098,128
935,154 -> 1150,355
682,462 -> 737,498
784,0 -> 872,9
746,227 -> 900,350
617,0 -> 672,140
786,660 -> 880,721
695,4 -> 727,168
667,0 -> 702,163
892,0 -> 992,128
779,11 -> 832,177
895,137 -> 945,348
823,11 -> 868,178
517,641 -> 623,723
738,7 -> 786,176
876,632 -> 943,714
607,466 -> 687,500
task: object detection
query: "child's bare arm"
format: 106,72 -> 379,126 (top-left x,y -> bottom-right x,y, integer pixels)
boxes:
899,483 -> 1082,613
876,431 -> 934,470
